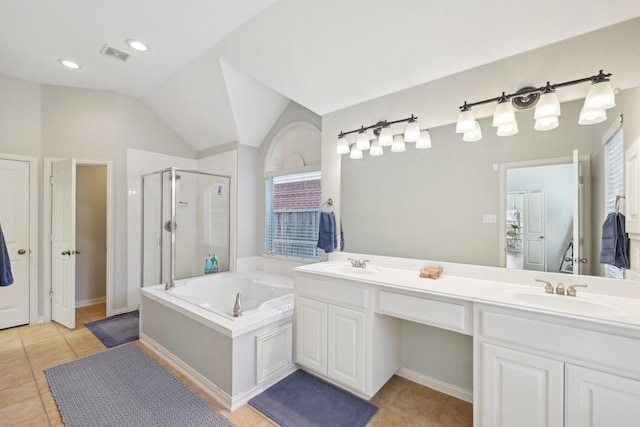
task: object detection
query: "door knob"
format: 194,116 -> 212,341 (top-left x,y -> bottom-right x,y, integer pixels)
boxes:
61,250 -> 71,256
17,249 -> 26,255
539,236 -> 544,239
579,258 -> 588,263
73,250 -> 81,255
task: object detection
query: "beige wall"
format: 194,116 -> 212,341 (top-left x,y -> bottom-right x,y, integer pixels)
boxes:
76,165 -> 107,302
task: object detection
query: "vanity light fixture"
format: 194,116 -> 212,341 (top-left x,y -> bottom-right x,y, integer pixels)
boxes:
336,114 -> 427,159
456,70 -> 615,140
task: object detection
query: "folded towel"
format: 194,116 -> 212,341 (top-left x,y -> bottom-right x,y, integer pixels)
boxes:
317,211 -> 337,253
0,223 -> 14,286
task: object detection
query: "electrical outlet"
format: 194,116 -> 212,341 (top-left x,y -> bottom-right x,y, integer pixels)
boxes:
482,214 -> 497,224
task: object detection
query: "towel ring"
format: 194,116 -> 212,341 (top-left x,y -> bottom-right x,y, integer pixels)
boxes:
615,195 -> 625,214
322,198 -> 334,211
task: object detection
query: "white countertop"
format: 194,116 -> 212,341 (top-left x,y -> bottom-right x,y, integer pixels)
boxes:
294,259 -> 640,330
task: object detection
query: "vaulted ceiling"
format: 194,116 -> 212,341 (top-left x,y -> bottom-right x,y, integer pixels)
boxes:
1,0 -> 640,151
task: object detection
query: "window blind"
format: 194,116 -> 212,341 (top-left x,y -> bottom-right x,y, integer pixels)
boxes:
604,123 -> 624,278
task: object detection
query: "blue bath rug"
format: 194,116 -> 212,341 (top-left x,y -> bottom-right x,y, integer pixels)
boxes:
85,309 -> 139,348
45,343 -> 234,427
249,369 -> 378,427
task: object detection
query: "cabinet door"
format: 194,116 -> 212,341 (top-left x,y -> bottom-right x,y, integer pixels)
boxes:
327,305 -> 366,392
482,344 -> 564,427
295,297 -> 328,374
566,364 -> 640,427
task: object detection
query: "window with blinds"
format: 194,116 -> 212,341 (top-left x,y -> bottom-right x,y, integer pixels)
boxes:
604,123 -> 624,278
265,170 -> 322,259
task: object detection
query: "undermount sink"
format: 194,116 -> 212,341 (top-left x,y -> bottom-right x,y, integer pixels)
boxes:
501,288 -> 619,316
323,265 -> 382,276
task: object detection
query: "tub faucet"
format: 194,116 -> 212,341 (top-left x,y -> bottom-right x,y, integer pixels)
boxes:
164,280 -> 175,290
233,292 -> 243,317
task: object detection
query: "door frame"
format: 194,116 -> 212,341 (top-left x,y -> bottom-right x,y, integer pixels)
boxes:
498,155 -> 591,270
43,157 -> 114,321
0,153 -> 38,324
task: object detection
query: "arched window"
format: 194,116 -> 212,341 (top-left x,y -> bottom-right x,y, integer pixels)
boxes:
264,122 -> 322,259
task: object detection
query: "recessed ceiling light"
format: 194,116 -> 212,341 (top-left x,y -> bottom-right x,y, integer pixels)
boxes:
58,59 -> 81,69
126,39 -> 149,52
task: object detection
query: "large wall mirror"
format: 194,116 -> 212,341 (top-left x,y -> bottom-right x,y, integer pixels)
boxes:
340,88 -> 640,278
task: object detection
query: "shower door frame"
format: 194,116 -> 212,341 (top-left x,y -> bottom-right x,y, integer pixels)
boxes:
141,167 -> 231,287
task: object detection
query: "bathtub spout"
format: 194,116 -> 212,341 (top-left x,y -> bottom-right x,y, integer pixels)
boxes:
164,280 -> 175,290
233,292 -> 243,317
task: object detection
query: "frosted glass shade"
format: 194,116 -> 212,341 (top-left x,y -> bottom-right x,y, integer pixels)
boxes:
355,131 -> 370,150
583,80 -> 616,111
493,100 -> 516,127
349,146 -> 363,159
535,115 -> 559,131
369,140 -> 384,156
404,120 -> 421,142
391,135 -> 406,152
534,92 -> 561,119
456,109 -> 476,133
463,121 -> 482,142
378,127 -> 393,146
416,130 -> 432,149
578,107 -> 607,125
497,121 -> 518,137
336,137 -> 350,154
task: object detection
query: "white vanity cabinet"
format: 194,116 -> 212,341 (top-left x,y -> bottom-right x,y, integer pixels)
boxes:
294,273 -> 401,398
475,304 -> 640,427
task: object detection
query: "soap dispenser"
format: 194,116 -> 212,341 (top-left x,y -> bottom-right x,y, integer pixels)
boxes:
211,253 -> 218,273
204,254 -> 213,274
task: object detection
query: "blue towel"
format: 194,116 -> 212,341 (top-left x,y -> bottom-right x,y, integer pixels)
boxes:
317,211 -> 337,253
0,223 -> 14,286
599,212 -> 630,269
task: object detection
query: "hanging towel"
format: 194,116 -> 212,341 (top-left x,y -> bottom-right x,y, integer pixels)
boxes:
0,223 -> 14,286
599,212 -> 630,269
317,211 -> 337,253
340,220 -> 345,251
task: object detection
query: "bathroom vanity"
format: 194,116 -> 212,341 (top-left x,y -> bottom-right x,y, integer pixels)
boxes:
293,253 -> 640,427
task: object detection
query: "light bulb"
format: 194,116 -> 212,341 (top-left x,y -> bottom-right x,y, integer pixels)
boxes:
391,135 -> 406,152
416,130 -> 432,149
355,131 -> 370,150
404,120 -> 421,142
369,140 -> 384,156
378,127 -> 393,146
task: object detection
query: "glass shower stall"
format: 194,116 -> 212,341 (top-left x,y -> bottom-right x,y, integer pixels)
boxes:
141,167 -> 231,286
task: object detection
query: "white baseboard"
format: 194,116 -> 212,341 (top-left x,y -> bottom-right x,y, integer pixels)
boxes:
75,297 -> 106,308
397,367 -> 473,403
140,332 -> 296,412
110,307 -> 130,316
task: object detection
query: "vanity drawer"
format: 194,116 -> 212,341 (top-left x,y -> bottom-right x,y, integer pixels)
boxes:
377,290 -> 472,335
295,275 -> 369,309
479,309 -> 640,374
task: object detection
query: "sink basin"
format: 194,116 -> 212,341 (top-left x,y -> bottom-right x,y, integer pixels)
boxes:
323,265 -> 382,276
502,289 -> 618,316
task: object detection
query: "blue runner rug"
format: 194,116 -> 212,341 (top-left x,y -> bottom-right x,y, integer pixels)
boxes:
85,310 -> 139,348
45,343 -> 234,427
249,370 -> 378,427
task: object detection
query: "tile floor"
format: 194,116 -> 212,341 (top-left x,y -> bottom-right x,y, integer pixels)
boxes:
0,303 -> 473,427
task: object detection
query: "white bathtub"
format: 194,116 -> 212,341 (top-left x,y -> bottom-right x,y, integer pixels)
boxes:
140,271 -> 296,410
168,272 -> 293,318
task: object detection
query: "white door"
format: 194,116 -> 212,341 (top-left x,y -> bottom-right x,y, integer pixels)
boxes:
0,159 -> 30,329
327,305 -> 365,393
482,344 -> 564,427
51,159 -> 76,329
566,364 -> 640,427
295,296 -> 328,375
523,192 -> 546,271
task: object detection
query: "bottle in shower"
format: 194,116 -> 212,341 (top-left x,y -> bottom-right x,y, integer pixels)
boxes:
205,255 -> 213,274
211,253 -> 218,273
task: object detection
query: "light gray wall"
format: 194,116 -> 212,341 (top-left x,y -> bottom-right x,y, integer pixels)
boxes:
237,144 -> 260,258
76,165 -> 107,302
0,74 -> 195,318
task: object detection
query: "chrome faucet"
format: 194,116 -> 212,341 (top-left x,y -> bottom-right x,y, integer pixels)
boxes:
233,292 -> 243,317
348,258 -> 369,268
164,280 -> 175,290
555,283 -> 565,295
